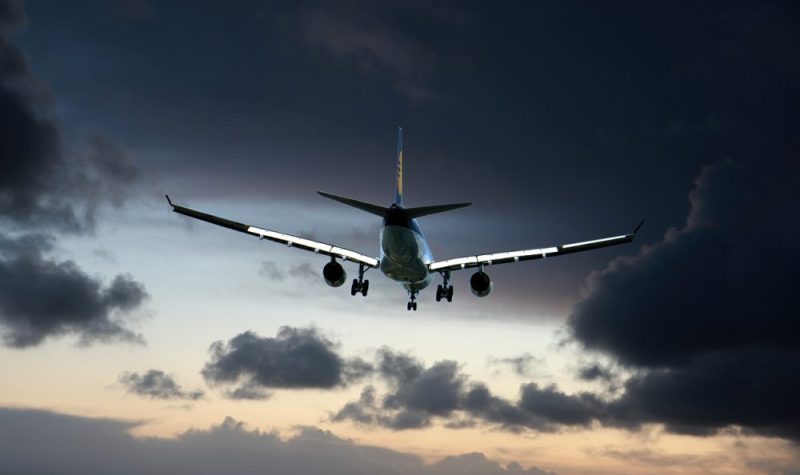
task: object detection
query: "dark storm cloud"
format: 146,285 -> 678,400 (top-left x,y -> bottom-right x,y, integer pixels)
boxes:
0,0 -> 148,348
518,383 -> 604,427
338,349 -> 465,429
119,369 -> 203,401
201,327 -> 372,397
576,363 -> 616,384
568,161 -> 800,440
462,383 -> 603,433
0,232 -> 147,347
382,358 -> 463,416
0,407 -> 558,475
334,349 -> 602,432
0,5 -> 140,232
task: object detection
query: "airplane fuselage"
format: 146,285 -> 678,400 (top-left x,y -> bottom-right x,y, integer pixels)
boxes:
379,204 -> 434,291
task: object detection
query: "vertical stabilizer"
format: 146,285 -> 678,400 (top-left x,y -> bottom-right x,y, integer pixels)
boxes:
395,127 -> 403,206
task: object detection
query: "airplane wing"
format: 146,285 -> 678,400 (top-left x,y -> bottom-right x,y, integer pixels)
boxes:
166,195 -> 379,268
428,220 -> 644,273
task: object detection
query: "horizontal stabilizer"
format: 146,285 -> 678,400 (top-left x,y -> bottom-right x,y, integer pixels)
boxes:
318,191 -> 388,217
405,202 -> 471,219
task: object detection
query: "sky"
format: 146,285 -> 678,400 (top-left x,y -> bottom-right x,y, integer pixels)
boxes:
1,0 -> 799,474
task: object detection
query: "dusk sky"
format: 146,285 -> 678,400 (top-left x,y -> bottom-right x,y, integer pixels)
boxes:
1,1 -> 799,474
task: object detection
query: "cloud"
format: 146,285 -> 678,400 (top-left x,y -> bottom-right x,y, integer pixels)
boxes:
0,232 -> 147,347
0,0 -> 149,348
462,383 -> 603,433
429,453 -> 557,475
334,349 -> 603,432
576,363 -> 615,383
201,327 -> 372,398
0,6 -> 141,233
568,161 -> 800,440
0,407 -> 558,475
334,349 -> 465,429
118,369 -> 203,401
575,363 -> 621,394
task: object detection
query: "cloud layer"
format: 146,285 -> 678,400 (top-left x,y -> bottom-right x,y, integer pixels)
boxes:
0,407 -> 557,475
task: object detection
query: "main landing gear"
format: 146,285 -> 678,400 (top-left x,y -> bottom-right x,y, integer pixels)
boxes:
435,271 -> 454,303
407,290 -> 418,311
350,263 -> 369,297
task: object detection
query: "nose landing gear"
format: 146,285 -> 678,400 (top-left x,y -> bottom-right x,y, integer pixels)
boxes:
350,264 -> 370,297
435,271 -> 454,302
407,290 -> 418,311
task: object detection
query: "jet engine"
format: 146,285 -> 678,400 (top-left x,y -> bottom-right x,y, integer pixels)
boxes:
323,261 -> 346,287
470,271 -> 493,297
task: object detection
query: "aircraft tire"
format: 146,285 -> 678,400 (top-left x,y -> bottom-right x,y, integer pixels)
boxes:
361,280 -> 369,296
350,279 -> 359,296
446,285 -> 453,302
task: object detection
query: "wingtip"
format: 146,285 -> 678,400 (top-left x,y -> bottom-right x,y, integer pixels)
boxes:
165,194 -> 174,207
633,218 -> 646,234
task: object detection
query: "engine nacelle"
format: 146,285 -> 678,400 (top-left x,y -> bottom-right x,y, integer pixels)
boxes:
322,261 -> 346,287
470,271 -> 493,297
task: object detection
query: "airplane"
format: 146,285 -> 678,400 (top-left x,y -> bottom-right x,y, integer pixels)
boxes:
166,128 -> 643,311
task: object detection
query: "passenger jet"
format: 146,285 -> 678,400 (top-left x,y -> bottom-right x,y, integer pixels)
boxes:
167,128 -> 643,310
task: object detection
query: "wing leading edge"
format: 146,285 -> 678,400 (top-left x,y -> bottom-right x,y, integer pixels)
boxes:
165,195 -> 379,268
428,219 -> 644,273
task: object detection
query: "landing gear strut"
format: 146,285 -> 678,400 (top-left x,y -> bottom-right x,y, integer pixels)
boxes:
436,271 -> 454,302
350,263 -> 370,297
407,290 -> 418,311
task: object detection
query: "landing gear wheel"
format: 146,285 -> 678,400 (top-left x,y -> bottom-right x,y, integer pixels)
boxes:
407,290 -> 418,311
437,272 -> 454,303
350,279 -> 360,296
361,280 -> 369,297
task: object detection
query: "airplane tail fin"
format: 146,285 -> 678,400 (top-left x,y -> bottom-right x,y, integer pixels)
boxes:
317,191 -> 388,217
395,127 -> 403,206
319,128 -> 471,220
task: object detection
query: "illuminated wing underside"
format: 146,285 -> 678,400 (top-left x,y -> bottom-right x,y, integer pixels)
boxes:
428,220 -> 644,273
166,196 -> 379,268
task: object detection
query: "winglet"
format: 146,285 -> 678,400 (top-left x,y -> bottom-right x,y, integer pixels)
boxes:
633,218 -> 645,235
165,194 -> 174,207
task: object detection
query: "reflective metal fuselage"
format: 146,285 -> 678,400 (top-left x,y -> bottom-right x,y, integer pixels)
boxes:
379,204 -> 434,292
